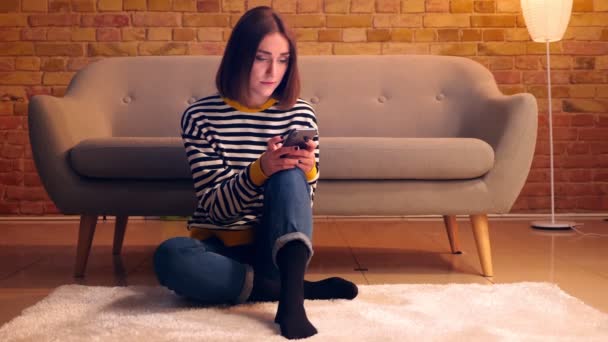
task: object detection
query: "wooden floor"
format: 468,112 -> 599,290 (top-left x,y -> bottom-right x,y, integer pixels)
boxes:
1,216 -> 608,325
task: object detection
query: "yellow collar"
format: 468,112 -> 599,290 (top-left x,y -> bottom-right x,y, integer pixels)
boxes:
223,97 -> 277,113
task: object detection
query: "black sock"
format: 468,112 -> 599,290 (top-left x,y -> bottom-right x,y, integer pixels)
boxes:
277,277 -> 358,323
248,273 -> 280,302
275,241 -> 317,340
248,275 -> 358,303
304,277 -> 358,300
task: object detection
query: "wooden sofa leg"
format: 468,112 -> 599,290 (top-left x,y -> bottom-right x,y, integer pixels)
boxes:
442,215 -> 462,254
469,214 -> 494,277
113,216 -> 128,256
74,214 -> 98,278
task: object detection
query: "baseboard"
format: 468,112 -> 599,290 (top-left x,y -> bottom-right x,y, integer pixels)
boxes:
0,215 -> 152,221
1,213 -> 607,222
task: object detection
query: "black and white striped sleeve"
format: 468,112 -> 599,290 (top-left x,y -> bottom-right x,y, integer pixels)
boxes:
302,103 -> 320,203
181,111 -> 263,226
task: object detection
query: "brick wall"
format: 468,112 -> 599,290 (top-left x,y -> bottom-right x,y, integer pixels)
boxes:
1,0 -> 607,215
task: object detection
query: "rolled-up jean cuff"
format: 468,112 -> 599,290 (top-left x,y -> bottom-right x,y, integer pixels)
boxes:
272,232 -> 314,269
235,264 -> 254,304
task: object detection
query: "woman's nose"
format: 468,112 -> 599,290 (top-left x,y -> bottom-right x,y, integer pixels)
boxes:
266,61 -> 276,76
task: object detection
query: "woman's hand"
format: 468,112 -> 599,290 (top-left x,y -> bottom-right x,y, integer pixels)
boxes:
289,139 -> 317,174
260,136 -> 317,176
260,136 -> 300,177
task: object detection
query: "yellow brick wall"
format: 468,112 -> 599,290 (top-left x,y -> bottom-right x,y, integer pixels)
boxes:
0,0 -> 607,214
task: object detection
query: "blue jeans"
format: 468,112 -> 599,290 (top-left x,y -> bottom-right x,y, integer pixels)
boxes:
153,168 -> 314,305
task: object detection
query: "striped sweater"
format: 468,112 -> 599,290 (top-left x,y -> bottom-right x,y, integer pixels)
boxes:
180,94 -> 320,240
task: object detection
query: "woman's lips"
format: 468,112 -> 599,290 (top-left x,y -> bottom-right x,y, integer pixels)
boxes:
261,81 -> 275,85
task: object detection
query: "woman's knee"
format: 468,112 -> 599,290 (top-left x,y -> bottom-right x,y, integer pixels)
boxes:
153,237 -> 199,285
154,237 -> 198,260
265,168 -> 307,191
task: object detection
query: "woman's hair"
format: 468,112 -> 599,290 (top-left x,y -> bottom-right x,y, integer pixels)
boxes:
216,6 -> 300,110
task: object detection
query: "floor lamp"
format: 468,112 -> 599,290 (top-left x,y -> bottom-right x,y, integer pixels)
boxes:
521,0 -> 577,230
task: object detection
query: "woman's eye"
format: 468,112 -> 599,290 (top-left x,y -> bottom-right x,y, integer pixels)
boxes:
279,59 -> 289,64
255,56 -> 266,61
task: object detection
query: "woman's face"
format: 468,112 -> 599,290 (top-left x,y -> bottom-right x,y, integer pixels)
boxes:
248,32 -> 290,107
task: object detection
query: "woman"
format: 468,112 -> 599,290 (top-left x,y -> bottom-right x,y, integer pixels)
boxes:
154,6 -> 358,340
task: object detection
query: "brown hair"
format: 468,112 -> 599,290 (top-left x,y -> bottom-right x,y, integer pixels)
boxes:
215,6 -> 300,110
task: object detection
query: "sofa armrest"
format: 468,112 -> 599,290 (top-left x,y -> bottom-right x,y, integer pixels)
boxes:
474,93 -> 538,212
28,95 -> 111,213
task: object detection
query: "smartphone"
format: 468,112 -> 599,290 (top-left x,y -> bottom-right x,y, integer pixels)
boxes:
282,128 -> 317,149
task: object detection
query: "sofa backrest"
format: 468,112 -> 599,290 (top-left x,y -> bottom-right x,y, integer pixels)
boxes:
65,55 -> 500,138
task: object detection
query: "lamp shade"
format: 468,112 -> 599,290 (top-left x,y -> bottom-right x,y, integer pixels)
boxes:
521,0 -> 573,42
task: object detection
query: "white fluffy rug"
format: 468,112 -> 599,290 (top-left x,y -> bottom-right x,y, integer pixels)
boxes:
1,282 -> 607,341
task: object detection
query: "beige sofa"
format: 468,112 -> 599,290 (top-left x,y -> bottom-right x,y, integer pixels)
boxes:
28,55 -> 538,278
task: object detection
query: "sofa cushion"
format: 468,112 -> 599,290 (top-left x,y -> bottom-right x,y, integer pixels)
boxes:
321,137 -> 494,180
70,136 -> 494,181
70,137 -> 191,180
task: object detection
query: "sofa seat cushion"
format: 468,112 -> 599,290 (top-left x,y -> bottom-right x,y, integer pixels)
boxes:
321,137 -> 494,180
70,136 -> 494,181
70,137 -> 191,180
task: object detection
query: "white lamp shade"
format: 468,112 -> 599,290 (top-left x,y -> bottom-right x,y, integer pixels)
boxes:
521,0 -> 573,42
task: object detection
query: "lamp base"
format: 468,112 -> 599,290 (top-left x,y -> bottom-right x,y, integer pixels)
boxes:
531,220 -> 576,230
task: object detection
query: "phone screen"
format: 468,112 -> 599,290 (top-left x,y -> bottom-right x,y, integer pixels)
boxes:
282,128 -> 317,148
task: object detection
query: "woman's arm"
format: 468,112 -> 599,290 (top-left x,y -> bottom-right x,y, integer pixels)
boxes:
182,113 -> 263,225
307,118 -> 320,202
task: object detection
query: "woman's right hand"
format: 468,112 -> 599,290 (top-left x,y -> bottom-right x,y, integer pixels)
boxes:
260,136 -> 301,177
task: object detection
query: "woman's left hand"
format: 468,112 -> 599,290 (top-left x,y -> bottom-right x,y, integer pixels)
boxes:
285,139 -> 317,173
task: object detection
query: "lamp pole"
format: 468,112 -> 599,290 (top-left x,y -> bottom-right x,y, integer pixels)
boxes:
547,39 -> 555,224
530,39 -> 576,230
